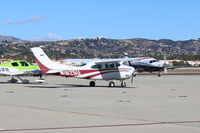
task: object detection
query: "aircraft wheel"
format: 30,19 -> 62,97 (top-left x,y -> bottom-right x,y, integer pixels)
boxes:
89,81 -> 95,87
133,72 -> 137,77
109,81 -> 115,87
158,73 -> 161,77
121,82 -> 126,87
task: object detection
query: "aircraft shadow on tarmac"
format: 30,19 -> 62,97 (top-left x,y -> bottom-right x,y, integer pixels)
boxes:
24,84 -> 136,89
27,86 -> 60,88
58,84 -> 136,88
0,81 -> 44,85
0,81 -> 136,89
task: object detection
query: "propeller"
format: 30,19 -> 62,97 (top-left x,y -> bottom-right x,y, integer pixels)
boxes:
128,61 -> 132,66
123,52 -> 128,57
163,66 -> 167,74
130,68 -> 136,84
131,74 -> 134,83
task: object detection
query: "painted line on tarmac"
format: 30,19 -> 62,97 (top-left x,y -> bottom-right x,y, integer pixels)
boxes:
0,120 -> 200,132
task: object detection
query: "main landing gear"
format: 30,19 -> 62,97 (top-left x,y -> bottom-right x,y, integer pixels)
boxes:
7,76 -> 29,84
109,81 -> 115,87
89,81 -> 127,87
109,81 -> 127,87
89,81 -> 116,87
89,81 -> 95,87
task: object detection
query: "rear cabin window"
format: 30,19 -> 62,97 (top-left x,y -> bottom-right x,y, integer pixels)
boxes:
11,62 -> 19,66
91,64 -> 102,69
20,62 -> 29,66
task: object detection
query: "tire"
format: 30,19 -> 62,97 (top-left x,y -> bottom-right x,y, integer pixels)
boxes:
109,81 -> 115,87
121,82 -> 126,87
89,81 -> 95,87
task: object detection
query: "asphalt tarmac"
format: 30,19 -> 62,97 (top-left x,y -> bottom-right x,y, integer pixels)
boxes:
0,75 -> 200,133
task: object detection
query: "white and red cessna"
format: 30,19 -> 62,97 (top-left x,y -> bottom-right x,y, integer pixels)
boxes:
31,47 -> 135,87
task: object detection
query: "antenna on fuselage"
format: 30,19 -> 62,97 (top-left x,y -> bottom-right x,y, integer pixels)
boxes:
123,52 -> 128,58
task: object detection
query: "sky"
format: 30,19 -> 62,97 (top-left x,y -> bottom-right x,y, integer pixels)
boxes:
0,0 -> 200,41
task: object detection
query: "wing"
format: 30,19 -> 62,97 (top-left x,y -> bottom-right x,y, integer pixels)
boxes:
0,70 -> 41,76
92,58 -> 150,64
0,71 -> 24,76
62,59 -> 99,63
63,57 -> 153,64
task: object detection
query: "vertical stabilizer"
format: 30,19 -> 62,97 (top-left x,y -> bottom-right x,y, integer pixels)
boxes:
31,47 -> 67,73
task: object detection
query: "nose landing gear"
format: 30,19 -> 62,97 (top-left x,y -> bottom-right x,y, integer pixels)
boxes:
158,71 -> 162,77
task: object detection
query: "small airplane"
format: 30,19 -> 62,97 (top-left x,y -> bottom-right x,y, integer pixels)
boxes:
31,47 -> 135,87
123,57 -> 168,77
0,60 -> 43,83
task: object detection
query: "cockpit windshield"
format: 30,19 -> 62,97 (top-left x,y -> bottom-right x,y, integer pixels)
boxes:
76,63 -> 86,67
11,62 -> 19,66
149,60 -> 157,63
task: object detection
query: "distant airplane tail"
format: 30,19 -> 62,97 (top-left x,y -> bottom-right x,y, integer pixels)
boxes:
31,47 -> 67,73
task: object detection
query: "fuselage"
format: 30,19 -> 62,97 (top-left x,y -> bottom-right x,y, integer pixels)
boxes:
42,61 -> 135,80
0,66 -> 18,75
125,57 -> 165,72
59,63 -> 134,80
0,60 -> 40,76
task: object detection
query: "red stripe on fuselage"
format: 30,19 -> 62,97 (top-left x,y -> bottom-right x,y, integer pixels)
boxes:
59,68 -> 130,79
85,69 -> 129,79
83,70 -> 119,79
79,68 -> 128,75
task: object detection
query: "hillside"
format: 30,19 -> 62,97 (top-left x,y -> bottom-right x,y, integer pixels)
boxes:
0,35 -> 24,42
0,37 -> 200,61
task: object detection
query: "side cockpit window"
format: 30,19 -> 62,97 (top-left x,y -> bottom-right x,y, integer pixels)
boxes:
11,62 -> 19,66
20,62 -> 29,66
105,63 -> 115,68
